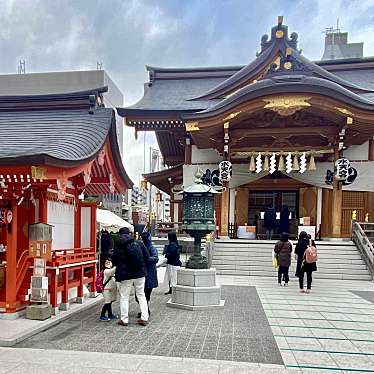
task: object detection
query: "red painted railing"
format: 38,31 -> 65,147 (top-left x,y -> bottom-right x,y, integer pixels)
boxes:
48,247 -> 96,267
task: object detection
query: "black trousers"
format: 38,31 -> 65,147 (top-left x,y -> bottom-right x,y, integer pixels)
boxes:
278,266 -> 289,284
299,270 -> 313,290
101,301 -> 114,318
135,288 -> 153,308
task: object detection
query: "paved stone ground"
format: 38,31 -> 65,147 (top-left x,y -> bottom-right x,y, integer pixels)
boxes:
17,286 -> 283,365
351,290 -> 374,304
218,276 -> 374,373
0,347 -> 295,374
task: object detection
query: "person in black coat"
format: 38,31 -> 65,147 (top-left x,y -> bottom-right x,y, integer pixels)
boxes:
264,206 -> 276,240
112,227 -> 150,326
134,232 -> 158,317
295,232 -> 317,293
279,205 -> 290,234
163,232 -> 182,295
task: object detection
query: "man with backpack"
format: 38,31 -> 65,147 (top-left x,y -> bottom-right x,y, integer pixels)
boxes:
112,227 -> 150,326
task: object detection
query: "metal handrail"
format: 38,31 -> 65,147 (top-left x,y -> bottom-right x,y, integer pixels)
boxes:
352,221 -> 374,279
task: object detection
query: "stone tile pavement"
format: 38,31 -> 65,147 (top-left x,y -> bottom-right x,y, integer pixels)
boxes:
217,275 -> 374,373
0,347 -> 297,374
17,285 -> 283,365
3,269 -> 374,373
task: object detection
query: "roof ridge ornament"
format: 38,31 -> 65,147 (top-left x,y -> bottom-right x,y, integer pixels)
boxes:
257,16 -> 299,56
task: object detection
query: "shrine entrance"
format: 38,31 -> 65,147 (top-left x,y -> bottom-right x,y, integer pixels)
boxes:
248,190 -> 299,238
235,173 -> 318,239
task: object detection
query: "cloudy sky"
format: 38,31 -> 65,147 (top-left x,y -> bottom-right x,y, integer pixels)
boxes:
1,0 -> 374,183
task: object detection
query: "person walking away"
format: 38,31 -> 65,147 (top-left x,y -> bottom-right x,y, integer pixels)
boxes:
135,232 -> 158,317
99,257 -> 117,321
279,205 -> 290,235
295,231 -> 308,277
274,232 -> 292,286
163,232 -> 182,295
264,206 -> 276,240
299,235 -> 317,293
112,227 -> 150,326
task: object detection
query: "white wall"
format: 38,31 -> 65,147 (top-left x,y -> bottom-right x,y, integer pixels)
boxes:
81,207 -> 91,248
191,146 -> 222,164
47,201 -> 74,250
344,142 -> 369,160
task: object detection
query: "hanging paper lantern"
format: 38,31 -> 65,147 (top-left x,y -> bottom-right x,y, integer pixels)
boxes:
293,154 -> 300,171
269,153 -> 276,174
278,154 -> 285,171
255,152 -> 263,173
263,154 -> 269,171
249,155 -> 255,172
308,154 -> 316,171
98,150 -> 105,166
299,152 -> 307,173
286,152 -> 293,173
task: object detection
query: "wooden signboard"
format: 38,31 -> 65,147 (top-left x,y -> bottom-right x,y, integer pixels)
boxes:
29,240 -> 52,261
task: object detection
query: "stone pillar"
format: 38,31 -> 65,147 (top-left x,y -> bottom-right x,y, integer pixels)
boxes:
220,186 -> 229,237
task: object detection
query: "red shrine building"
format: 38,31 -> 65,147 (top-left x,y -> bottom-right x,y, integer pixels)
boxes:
118,18 -> 374,240
0,87 -> 132,314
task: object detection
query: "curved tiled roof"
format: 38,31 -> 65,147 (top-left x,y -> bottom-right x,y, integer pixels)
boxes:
0,108 -> 113,166
183,75 -> 374,120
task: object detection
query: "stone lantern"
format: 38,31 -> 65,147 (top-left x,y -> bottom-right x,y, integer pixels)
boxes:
167,168 -> 225,311
182,169 -> 219,269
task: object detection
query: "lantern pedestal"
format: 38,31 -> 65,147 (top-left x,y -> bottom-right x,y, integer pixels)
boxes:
166,268 -> 225,311
26,304 -> 52,321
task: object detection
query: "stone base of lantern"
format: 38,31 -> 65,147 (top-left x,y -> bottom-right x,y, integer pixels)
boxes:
166,268 -> 225,311
26,304 -> 52,320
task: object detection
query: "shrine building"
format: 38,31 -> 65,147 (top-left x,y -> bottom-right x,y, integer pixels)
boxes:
0,87 -> 132,314
118,17 -> 374,240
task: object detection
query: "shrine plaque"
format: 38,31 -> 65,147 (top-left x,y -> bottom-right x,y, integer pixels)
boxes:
29,240 -> 52,260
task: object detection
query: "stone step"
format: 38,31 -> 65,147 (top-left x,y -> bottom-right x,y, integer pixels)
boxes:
213,266 -> 368,276
213,253 -> 363,260
216,269 -> 372,280
214,245 -> 360,252
212,259 -> 368,268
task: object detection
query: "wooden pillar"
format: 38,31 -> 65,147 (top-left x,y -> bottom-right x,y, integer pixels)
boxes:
61,269 -> 69,305
220,186 -> 230,237
90,204 -> 97,250
39,191 -> 48,223
185,136 -> 192,165
368,138 -> 374,222
50,270 -> 58,309
74,202 -> 81,248
77,266 -> 84,298
6,198 -> 17,313
331,148 -> 342,238
235,188 -> 249,225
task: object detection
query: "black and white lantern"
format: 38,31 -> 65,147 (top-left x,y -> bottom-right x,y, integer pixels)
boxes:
335,158 -> 350,181
219,161 -> 232,182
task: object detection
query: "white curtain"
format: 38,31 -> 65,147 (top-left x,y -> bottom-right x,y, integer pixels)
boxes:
183,161 -> 374,192
284,161 -> 374,192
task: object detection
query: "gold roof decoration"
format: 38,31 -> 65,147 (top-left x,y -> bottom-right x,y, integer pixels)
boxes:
185,121 -> 200,132
263,96 -> 311,116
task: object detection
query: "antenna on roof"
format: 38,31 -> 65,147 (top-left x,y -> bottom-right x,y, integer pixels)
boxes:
97,61 -> 103,70
17,60 -> 26,74
322,18 -> 341,60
